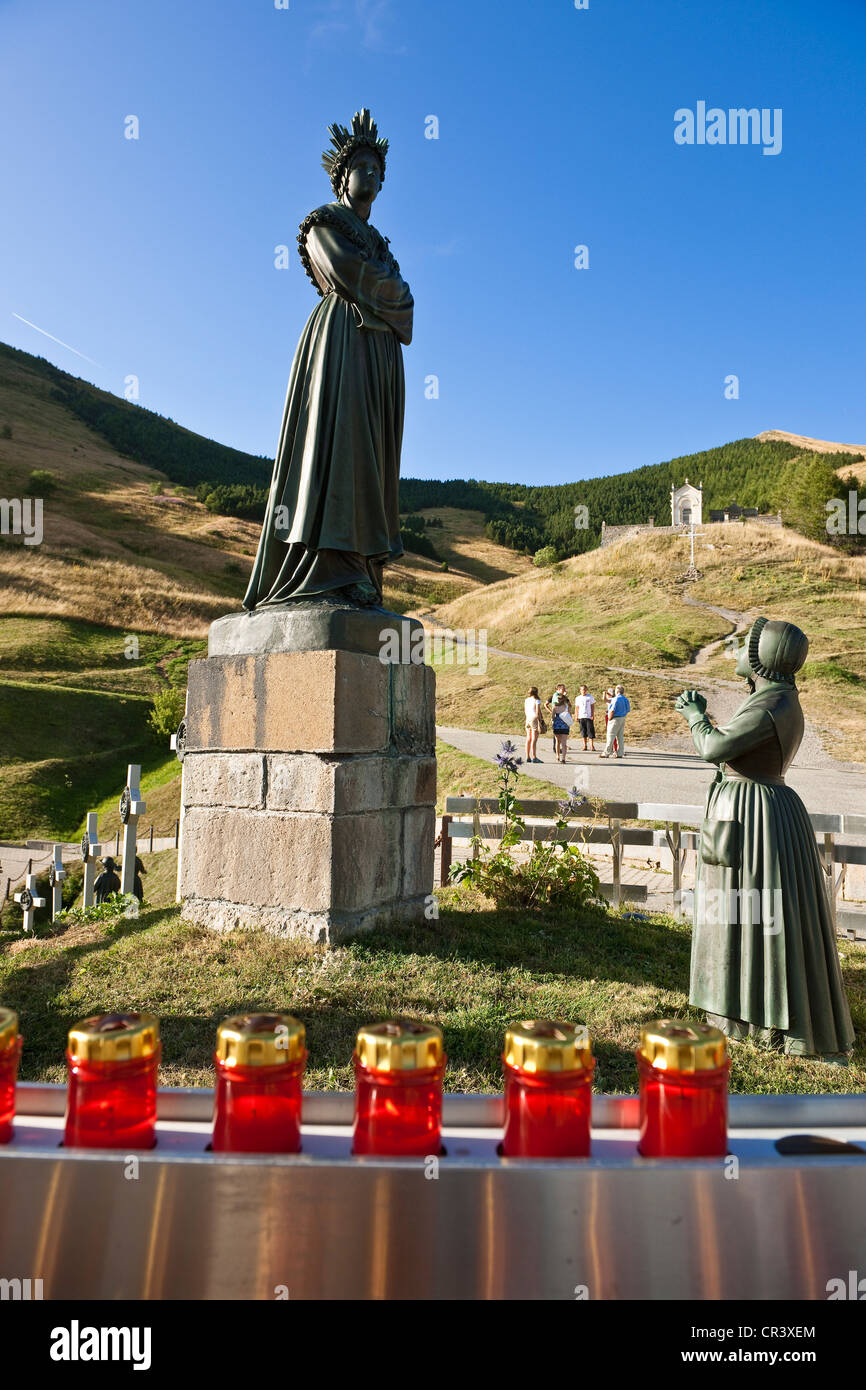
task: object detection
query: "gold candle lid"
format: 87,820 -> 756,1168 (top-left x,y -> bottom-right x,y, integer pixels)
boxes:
504,1020 -> 593,1074
68,1011 -> 160,1063
0,1008 -> 19,1052
355,1019 -> 444,1072
216,1012 -> 306,1066
638,1019 -> 727,1072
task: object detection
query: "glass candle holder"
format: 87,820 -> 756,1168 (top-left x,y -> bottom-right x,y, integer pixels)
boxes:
0,1008 -> 22,1144
637,1019 -> 729,1157
353,1019 -> 445,1157
64,1012 -> 160,1150
212,1012 -> 307,1153
502,1020 -> 595,1157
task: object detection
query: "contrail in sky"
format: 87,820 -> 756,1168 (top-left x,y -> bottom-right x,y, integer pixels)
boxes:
12,313 -> 101,366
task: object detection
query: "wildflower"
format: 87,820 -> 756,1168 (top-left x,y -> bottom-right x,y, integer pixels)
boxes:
495,739 -> 523,774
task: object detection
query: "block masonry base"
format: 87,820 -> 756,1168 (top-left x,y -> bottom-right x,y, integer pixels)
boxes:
176,607 -> 436,945
179,894 -> 432,946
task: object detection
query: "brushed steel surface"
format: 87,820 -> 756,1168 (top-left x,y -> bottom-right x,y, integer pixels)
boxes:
2,1088 -> 866,1300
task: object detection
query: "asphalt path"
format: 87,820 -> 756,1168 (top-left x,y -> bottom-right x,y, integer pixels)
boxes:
437,723 -> 866,818
0,836 -> 177,898
433,592 -> 866,818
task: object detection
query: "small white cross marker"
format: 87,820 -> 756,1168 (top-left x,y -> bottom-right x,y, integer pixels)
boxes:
80,812 -> 102,909
49,843 -> 66,922
120,764 -> 147,898
14,874 -> 46,933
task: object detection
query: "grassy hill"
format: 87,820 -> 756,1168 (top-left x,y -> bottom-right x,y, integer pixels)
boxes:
1,339 -> 864,842
0,344 -> 532,839
401,434 -> 865,557
429,523 -> 866,759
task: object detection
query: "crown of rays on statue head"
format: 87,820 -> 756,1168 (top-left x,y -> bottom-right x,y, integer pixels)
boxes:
322,109 -> 389,196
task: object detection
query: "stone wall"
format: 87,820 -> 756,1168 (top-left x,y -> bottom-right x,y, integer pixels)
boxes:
600,523 -> 683,549
599,516 -> 783,549
177,647 -> 436,944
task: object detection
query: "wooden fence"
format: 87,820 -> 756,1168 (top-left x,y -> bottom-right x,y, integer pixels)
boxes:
439,796 -> 866,936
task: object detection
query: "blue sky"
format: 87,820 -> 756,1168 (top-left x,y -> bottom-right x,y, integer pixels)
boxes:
1,0 -> 864,485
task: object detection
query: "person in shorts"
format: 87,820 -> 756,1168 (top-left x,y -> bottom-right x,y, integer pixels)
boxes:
546,686 -> 573,764
524,686 -> 543,763
575,685 -> 596,751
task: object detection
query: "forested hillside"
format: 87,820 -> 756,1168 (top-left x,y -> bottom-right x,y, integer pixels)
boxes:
0,343 -> 271,490
401,438 -> 864,557
3,343 -> 860,560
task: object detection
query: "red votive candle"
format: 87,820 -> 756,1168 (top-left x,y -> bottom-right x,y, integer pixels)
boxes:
637,1019 -> 729,1157
212,1012 -> 306,1153
64,1012 -> 160,1150
353,1019 -> 445,1156
0,1009 -> 22,1144
502,1020 -> 595,1157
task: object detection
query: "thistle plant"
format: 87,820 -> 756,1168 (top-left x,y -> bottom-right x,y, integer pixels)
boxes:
450,743 -> 601,911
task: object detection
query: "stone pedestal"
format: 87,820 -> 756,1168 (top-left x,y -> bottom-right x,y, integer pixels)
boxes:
177,604 -> 436,944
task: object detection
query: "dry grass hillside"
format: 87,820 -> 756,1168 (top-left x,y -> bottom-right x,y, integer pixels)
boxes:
2,340 -> 864,839
0,351 -> 526,631
429,523 -> 866,759
756,429 -> 866,485
0,347 -> 534,840
0,351 -> 259,635
380,508 -> 532,614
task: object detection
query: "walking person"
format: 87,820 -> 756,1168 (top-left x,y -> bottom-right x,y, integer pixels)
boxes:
575,684 -> 596,751
524,686 -> 543,763
547,686 -> 573,764
600,685 -> 630,759
602,687 -> 618,756
545,683 -> 565,755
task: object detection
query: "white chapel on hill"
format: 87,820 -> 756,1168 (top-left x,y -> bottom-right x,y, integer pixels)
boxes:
670,478 -> 703,526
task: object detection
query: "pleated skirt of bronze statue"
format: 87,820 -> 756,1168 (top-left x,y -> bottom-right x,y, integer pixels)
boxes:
243,292 -> 404,609
690,772 -> 854,1060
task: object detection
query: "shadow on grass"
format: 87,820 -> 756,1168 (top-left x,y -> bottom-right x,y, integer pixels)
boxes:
1,908 -> 164,1072
344,901 -> 694,992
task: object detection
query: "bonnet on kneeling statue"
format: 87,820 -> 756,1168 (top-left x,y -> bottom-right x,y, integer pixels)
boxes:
676,616 -> 854,1062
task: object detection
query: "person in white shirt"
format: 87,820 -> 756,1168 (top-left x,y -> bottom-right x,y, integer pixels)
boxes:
524,685 -> 543,763
575,685 -> 596,751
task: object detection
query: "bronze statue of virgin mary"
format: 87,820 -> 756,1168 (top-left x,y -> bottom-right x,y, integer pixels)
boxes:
243,110 -> 413,611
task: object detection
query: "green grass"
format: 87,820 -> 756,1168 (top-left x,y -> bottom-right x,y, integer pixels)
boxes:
800,659 -> 863,686
0,680 -> 163,839
435,738 -> 566,812
78,762 -> 181,840
0,616 -> 203,840
3,894 -> 864,1095
432,525 -> 866,754
0,616 -> 204,693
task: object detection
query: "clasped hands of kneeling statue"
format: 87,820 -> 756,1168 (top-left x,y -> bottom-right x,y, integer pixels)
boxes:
674,689 -> 707,719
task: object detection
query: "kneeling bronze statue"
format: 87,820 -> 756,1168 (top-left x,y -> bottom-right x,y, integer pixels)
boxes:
676,617 -> 854,1061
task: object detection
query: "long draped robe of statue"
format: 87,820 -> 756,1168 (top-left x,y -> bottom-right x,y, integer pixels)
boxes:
684,684 -> 854,1058
243,202 -> 413,608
